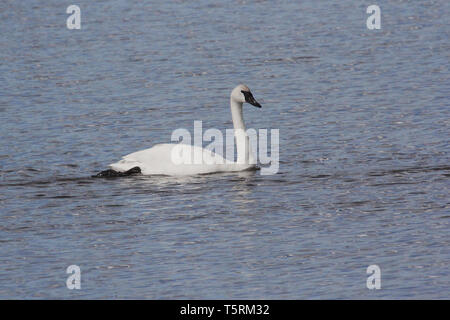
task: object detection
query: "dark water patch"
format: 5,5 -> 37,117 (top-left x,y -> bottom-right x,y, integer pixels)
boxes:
49,195 -> 75,199
309,174 -> 332,179
367,165 -> 450,177
370,181 -> 420,187
92,166 -> 142,178
0,177 -> 94,188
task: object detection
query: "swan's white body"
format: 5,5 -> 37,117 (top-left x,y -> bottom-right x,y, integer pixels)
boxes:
109,143 -> 254,175
109,85 -> 261,176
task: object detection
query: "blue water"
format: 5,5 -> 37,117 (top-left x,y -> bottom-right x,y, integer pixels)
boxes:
0,0 -> 449,299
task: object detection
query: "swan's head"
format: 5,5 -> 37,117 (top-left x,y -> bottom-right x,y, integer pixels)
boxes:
231,84 -> 262,108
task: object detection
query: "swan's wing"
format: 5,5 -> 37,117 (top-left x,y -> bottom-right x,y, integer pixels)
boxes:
108,144 -> 168,172
109,144 -> 182,173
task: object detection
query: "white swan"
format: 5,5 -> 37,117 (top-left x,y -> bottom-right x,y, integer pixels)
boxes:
106,84 -> 262,176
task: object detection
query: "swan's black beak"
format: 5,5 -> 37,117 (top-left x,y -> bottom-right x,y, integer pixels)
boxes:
242,90 -> 262,108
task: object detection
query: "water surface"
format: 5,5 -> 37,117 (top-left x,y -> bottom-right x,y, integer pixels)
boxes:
0,0 -> 449,299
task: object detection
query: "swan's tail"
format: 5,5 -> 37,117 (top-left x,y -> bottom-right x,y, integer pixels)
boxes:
108,158 -> 143,172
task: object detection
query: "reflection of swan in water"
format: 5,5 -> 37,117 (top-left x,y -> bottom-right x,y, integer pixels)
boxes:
95,85 -> 261,177
230,171 -> 258,206
110,170 -> 258,207
117,169 -> 258,188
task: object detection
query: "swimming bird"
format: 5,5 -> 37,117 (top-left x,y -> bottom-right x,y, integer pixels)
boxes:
96,84 -> 262,177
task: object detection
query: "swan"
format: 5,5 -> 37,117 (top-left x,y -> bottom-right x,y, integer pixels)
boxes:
97,84 -> 262,177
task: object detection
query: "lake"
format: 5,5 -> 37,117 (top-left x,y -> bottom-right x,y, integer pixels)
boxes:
0,0 -> 448,299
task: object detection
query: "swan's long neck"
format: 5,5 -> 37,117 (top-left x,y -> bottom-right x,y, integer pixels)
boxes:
230,98 -> 255,165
